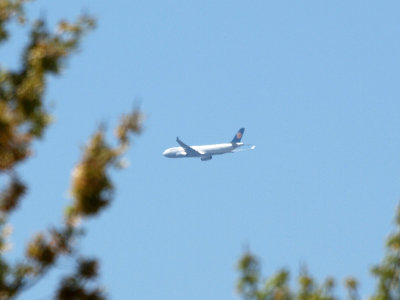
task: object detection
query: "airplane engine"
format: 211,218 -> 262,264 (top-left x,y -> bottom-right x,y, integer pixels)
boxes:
201,156 -> 212,161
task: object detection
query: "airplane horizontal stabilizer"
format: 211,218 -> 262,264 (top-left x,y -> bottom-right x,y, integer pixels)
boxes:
232,144 -> 256,152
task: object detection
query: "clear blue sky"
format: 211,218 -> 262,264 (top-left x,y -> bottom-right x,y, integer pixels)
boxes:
2,1 -> 400,299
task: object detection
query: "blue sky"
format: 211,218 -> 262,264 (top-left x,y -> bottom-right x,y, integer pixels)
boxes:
2,1 -> 400,299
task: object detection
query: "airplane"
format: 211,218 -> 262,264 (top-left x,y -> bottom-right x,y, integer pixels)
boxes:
162,128 -> 255,161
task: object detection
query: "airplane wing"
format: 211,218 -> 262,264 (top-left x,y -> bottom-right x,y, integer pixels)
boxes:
176,137 -> 203,156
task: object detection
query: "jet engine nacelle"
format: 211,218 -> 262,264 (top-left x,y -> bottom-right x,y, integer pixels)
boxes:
201,156 -> 212,161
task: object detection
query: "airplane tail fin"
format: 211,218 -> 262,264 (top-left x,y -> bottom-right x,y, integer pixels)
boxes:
231,128 -> 245,143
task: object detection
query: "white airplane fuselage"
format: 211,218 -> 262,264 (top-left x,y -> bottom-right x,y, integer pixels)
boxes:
162,128 -> 253,161
163,142 -> 243,159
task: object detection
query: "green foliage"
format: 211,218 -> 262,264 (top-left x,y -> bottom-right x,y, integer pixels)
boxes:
0,177 -> 25,212
56,259 -> 105,300
236,255 -> 344,300
0,1 -> 142,299
0,0 -> 27,43
370,206 -> 400,300
236,207 -> 400,300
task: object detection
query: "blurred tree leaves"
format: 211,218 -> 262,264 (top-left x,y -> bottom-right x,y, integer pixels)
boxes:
237,206 -> 400,300
370,206 -> 400,300
0,1 -> 142,299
